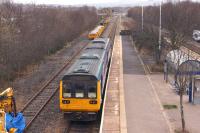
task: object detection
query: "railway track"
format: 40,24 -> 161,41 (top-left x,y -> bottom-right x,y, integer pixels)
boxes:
64,121 -> 99,133
20,15 -> 119,133
63,16 -> 119,133
21,41 -> 89,131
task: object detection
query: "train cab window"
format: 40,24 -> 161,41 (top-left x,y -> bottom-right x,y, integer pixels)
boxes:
62,76 -> 97,98
62,82 -> 71,98
87,81 -> 97,98
88,86 -> 96,98
75,83 -> 85,98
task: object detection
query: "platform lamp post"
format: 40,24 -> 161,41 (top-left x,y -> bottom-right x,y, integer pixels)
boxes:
142,4 -> 144,32
147,0 -> 162,63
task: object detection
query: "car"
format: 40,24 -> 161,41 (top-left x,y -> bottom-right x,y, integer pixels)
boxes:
193,30 -> 200,42
120,30 -> 131,36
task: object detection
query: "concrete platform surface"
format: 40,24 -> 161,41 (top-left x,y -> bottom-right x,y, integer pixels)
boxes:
101,24 -> 120,133
122,36 -> 170,133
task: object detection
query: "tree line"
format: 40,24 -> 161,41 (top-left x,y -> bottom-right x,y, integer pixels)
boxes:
127,0 -> 200,63
0,2 -> 98,87
127,0 -> 200,36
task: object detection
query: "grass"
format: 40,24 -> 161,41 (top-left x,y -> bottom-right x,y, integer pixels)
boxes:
163,104 -> 177,109
175,129 -> 190,133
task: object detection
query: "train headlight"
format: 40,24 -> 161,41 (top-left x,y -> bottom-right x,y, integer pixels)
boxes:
63,93 -> 71,98
75,92 -> 84,98
62,100 -> 70,104
88,92 -> 96,98
89,100 -> 97,104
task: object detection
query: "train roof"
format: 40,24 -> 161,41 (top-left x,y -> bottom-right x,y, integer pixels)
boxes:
89,26 -> 104,34
63,38 -> 110,79
87,38 -> 109,49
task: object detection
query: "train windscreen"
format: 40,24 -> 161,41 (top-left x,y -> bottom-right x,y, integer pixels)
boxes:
62,76 -> 97,99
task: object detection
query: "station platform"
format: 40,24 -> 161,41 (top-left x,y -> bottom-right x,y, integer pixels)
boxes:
101,16 -> 200,133
101,16 -> 171,133
122,35 -> 170,133
100,16 -> 126,133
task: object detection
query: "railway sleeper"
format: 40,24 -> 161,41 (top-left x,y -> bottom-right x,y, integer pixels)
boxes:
23,111 -> 36,116
40,89 -> 55,94
25,103 -> 45,109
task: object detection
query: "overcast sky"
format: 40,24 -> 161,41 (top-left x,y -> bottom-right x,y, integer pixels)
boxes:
13,0 -> 200,7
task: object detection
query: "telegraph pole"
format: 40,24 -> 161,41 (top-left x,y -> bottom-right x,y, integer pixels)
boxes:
158,0 -> 162,61
159,1 -> 162,51
142,5 -> 144,32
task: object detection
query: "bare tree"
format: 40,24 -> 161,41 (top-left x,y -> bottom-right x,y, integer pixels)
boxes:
0,3 -> 98,88
176,63 -> 189,132
164,4 -> 187,132
128,1 -> 200,37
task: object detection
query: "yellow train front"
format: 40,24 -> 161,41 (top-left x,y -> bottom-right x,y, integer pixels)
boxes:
60,38 -> 111,121
88,25 -> 105,40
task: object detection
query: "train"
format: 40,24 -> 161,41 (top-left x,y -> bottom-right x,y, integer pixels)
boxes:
59,38 -> 112,121
88,18 -> 110,40
88,25 -> 105,40
100,18 -> 109,27
193,30 -> 200,42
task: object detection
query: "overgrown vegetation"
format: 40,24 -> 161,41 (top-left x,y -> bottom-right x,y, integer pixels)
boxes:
128,0 -> 200,61
133,28 -> 157,52
132,25 -> 164,63
0,2 -> 98,87
128,1 -> 200,37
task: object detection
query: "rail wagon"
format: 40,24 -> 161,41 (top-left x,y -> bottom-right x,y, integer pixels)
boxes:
100,18 -> 109,27
193,30 -> 200,42
88,26 -> 105,40
60,38 -> 111,121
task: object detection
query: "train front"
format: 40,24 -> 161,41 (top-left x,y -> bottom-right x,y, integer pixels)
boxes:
59,75 -> 101,121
